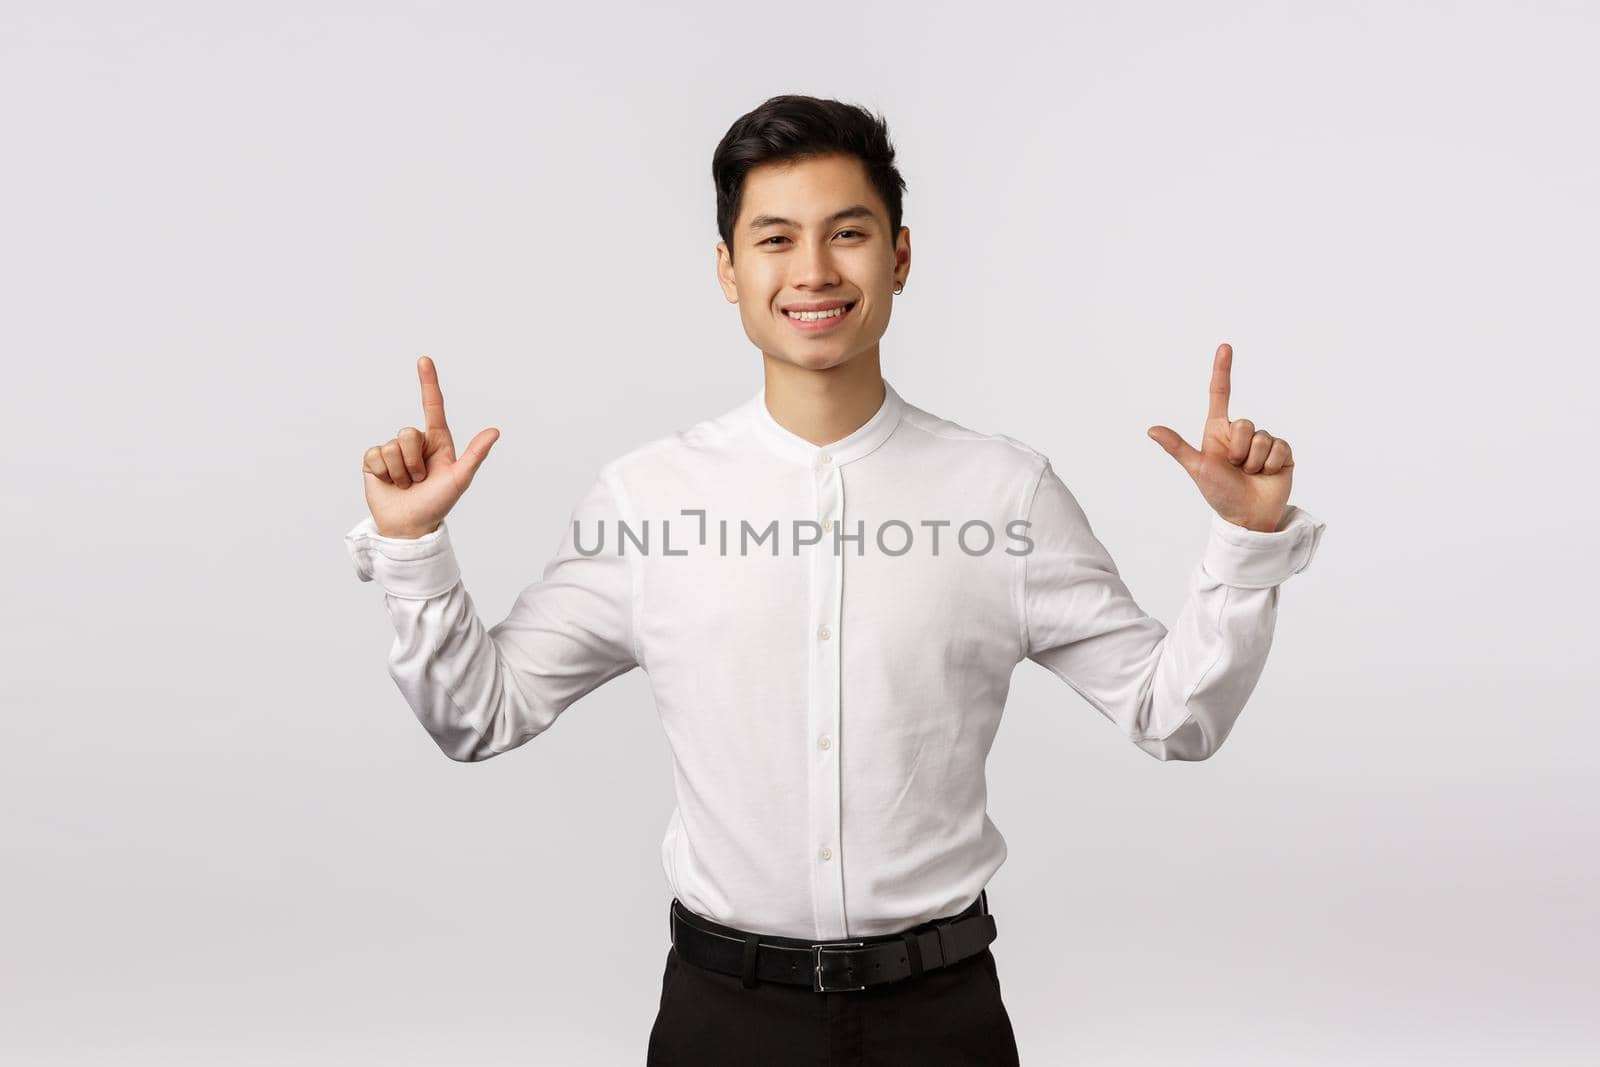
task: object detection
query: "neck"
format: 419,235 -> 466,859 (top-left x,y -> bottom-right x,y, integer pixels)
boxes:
760,349 -> 886,447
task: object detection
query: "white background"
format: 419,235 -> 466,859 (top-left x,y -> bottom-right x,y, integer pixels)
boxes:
4,1 -> 1596,1063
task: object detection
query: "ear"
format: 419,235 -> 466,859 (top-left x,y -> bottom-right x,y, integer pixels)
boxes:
715,241 -> 739,303
894,226 -> 911,287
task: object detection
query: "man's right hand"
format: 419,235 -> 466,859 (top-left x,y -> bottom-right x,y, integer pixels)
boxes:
361,355 -> 500,539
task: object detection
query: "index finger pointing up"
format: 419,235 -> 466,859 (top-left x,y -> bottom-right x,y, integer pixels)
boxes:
1207,342 -> 1232,422
417,354 -> 449,432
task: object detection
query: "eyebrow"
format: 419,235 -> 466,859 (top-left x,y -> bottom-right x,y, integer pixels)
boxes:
745,204 -> 879,232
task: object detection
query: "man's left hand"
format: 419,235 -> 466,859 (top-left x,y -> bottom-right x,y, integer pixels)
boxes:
1146,343 -> 1295,533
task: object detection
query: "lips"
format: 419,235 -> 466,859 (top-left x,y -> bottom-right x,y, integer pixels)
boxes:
782,299 -> 854,313
782,301 -> 857,332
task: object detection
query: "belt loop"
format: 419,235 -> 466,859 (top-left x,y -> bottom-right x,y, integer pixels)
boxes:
900,930 -> 924,978
740,935 -> 760,989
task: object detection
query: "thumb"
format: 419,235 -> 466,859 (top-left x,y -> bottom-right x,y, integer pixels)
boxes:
457,427 -> 500,478
1146,425 -> 1201,476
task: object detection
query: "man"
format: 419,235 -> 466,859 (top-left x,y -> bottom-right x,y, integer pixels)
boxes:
346,94 -> 1326,1064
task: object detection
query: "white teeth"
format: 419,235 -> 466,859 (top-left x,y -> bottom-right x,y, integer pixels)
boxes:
786,304 -> 850,321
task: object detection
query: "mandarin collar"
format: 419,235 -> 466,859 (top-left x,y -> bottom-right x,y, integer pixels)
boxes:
747,378 -> 906,466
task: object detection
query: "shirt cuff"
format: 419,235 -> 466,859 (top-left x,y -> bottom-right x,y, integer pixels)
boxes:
1201,504 -> 1327,589
344,515 -> 462,600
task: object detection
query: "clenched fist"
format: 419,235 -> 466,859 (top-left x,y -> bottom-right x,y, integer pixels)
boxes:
361,355 -> 500,539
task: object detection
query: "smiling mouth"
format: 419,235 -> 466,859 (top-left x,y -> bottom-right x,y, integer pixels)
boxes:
783,301 -> 857,327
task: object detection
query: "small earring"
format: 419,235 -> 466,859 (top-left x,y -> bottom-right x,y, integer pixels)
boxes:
893,283 -> 904,295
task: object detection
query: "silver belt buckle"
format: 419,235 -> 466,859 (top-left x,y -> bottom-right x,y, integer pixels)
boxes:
812,940 -> 868,993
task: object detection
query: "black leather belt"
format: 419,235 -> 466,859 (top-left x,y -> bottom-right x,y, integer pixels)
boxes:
668,889 -> 997,993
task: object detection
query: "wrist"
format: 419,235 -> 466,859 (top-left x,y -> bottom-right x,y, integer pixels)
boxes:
374,521 -> 442,540
1218,507 -> 1287,534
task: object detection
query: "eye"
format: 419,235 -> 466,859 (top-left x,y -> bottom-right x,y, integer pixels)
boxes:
836,229 -> 865,239
760,235 -> 789,246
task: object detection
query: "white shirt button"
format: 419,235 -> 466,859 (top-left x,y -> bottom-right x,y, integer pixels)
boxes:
817,452 -> 832,465
818,846 -> 832,860
818,735 -> 831,750
821,518 -> 834,532
817,625 -> 831,640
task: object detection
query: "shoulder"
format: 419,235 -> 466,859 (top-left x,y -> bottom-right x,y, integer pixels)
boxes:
897,398 -> 1053,485
594,394 -> 750,490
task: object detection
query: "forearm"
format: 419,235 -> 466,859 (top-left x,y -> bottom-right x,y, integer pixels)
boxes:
1130,573 -> 1280,761
346,516 -> 541,762
1133,506 -> 1325,761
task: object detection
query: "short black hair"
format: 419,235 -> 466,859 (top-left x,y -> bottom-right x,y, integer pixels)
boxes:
712,94 -> 907,262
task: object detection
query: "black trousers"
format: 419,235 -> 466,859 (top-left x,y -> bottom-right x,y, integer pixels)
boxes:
646,901 -> 1021,1066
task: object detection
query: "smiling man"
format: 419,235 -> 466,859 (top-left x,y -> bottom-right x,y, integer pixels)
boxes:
713,149 -> 907,450
345,94 -> 1327,1065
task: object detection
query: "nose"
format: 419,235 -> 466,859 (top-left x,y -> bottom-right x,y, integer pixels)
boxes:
791,239 -> 841,290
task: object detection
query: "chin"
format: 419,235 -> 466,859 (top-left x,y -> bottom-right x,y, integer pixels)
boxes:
778,346 -> 858,371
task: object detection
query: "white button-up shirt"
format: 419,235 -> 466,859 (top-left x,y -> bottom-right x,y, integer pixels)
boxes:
345,379 -> 1326,939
